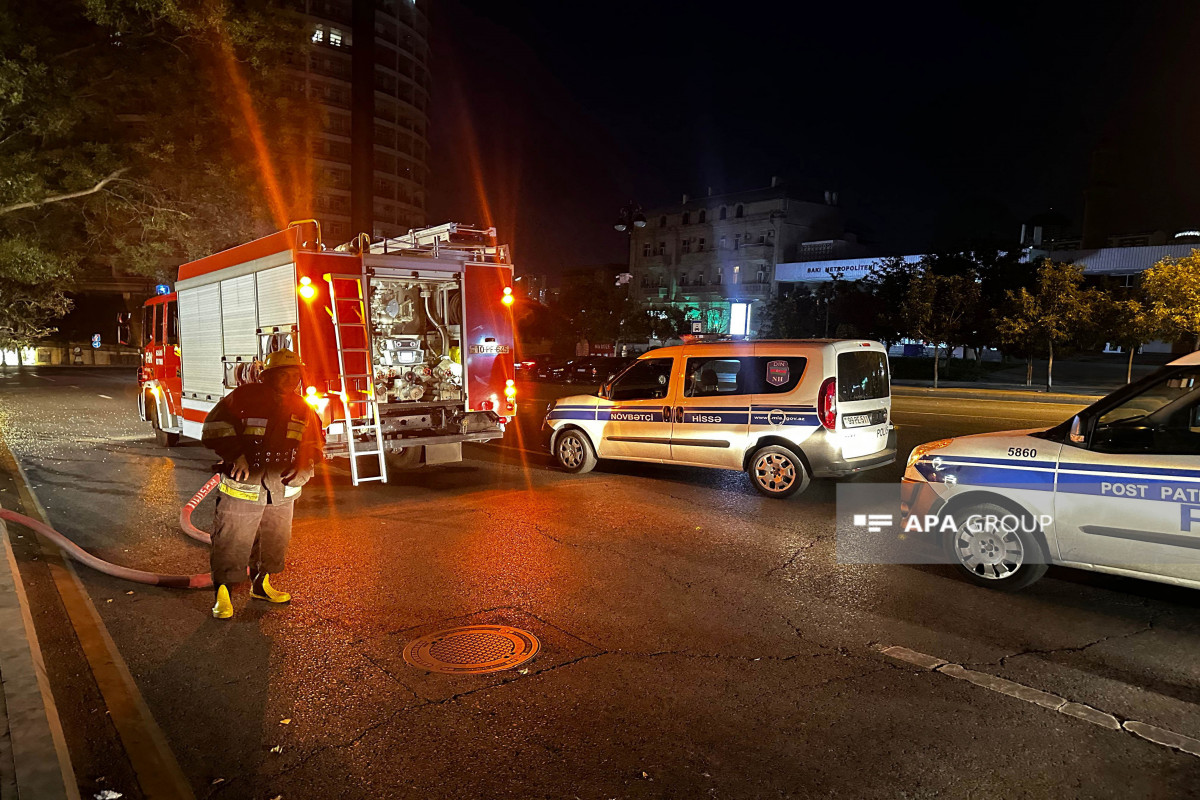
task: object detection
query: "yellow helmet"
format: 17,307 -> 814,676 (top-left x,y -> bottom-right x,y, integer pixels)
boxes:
262,349 -> 304,372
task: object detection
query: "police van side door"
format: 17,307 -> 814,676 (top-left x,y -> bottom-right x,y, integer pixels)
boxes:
596,357 -> 675,462
670,354 -> 752,468
1054,369 -> 1200,582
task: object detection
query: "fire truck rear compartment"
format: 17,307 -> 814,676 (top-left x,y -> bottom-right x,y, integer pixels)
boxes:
369,276 -> 464,406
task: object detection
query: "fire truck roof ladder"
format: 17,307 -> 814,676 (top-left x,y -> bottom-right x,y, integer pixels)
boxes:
324,271 -> 388,486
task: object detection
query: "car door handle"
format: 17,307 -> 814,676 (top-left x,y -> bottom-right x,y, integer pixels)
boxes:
676,406 -> 685,423
662,406 -> 672,423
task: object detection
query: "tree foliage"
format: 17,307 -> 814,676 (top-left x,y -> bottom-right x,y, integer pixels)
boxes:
0,0 -> 315,339
997,260 -> 1099,390
900,266 -> 981,387
1142,250 -> 1200,349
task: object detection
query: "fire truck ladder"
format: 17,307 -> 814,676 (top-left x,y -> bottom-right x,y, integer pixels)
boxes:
324,273 -> 387,486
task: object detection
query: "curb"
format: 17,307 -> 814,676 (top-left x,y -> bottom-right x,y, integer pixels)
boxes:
891,385 -> 1102,405
0,514 -> 79,800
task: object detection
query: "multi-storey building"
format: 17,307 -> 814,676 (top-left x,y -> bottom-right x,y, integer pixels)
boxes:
629,182 -> 866,336
290,0 -> 431,243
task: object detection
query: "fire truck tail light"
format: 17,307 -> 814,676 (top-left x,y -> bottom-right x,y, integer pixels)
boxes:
305,385 -> 317,396
817,377 -> 837,430
501,286 -> 514,306
298,276 -> 316,300
481,400 -> 494,411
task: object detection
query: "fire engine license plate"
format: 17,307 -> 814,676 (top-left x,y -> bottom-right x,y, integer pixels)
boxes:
468,344 -> 511,355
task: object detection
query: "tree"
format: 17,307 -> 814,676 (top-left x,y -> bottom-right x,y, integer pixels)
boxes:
900,268 -> 981,387
1142,250 -> 1200,350
1094,285 -> 1161,383
860,256 -> 918,347
997,260 -> 1098,391
0,281 -> 73,362
0,1 -> 314,340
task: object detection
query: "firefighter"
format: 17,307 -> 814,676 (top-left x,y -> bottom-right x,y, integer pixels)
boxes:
200,349 -> 324,619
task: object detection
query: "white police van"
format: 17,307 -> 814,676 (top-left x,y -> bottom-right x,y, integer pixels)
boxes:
904,351 -> 1200,590
544,339 -> 897,498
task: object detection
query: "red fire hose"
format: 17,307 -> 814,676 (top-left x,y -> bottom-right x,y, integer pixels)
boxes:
0,475 -> 221,589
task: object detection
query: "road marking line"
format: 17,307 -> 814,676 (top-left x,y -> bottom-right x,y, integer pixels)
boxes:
96,394 -> 113,400
0,441 -> 196,799
880,645 -> 1187,754
894,411 -> 1066,421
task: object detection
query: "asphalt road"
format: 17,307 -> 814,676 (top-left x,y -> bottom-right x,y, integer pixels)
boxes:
3,367 -> 1200,799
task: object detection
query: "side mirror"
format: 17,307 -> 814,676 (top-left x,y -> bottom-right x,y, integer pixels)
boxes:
598,381 -> 610,399
1069,415 -> 1086,445
116,312 -> 132,346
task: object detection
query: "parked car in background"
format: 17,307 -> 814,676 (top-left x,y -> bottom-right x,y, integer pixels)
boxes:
566,356 -> 635,384
516,354 -> 552,374
535,358 -> 571,381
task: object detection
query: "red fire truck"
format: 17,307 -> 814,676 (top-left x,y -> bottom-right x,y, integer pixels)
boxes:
137,220 -> 517,485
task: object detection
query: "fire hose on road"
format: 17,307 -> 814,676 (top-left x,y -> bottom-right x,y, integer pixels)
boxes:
0,474 -> 221,589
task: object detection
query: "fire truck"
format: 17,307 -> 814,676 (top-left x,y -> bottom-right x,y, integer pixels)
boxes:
136,220 -> 517,485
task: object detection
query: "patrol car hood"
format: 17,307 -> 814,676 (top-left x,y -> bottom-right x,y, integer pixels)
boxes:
552,394 -> 602,407
949,427 -> 1046,444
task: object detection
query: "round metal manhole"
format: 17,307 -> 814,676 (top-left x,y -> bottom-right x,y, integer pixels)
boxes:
402,625 -> 540,675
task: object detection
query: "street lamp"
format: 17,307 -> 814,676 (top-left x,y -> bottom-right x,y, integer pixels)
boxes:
614,202 -> 647,232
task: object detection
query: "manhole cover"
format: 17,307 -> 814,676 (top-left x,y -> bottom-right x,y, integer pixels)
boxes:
402,625 -> 540,674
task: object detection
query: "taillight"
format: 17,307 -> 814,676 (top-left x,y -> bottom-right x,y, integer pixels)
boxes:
817,377 -> 837,430
501,286 -> 514,306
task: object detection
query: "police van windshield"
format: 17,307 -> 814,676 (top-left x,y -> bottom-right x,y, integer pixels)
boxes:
838,351 -> 889,401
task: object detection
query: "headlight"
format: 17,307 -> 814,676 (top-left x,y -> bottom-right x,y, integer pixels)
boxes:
906,438 -> 954,469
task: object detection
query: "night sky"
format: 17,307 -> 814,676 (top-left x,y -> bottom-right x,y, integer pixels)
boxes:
426,0 -> 1200,274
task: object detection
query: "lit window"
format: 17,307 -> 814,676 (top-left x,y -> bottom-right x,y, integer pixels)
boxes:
730,302 -> 751,336
733,265 -> 740,284
329,28 -> 343,46
312,27 -> 324,43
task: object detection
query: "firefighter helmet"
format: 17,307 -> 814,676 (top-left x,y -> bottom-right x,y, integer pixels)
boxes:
262,349 -> 304,372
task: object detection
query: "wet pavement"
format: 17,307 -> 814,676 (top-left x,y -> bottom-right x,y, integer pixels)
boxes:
2,367 -> 1200,798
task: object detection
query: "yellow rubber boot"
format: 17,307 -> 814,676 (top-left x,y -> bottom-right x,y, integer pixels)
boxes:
211,585 -> 234,619
251,573 -> 291,604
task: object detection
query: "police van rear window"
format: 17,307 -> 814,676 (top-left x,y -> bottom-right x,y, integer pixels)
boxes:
838,351 -> 889,401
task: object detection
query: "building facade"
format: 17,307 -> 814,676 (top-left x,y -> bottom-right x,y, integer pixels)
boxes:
290,0 -> 431,243
629,183 -> 866,335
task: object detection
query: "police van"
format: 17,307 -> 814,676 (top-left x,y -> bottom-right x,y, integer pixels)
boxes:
543,340 -> 896,498
904,351 -> 1200,590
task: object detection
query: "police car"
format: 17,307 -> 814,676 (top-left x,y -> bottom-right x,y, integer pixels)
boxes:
544,339 -> 897,498
903,351 -> 1200,590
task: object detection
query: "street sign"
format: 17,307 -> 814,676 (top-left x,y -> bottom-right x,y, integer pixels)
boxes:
91,334 -> 101,349
690,321 -> 702,334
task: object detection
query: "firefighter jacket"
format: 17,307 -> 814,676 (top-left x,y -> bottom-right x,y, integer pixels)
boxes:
200,383 -> 325,504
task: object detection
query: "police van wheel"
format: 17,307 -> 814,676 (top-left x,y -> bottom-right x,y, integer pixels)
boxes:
150,403 -> 180,447
945,502 -> 1048,591
748,445 -> 809,499
555,429 -> 596,474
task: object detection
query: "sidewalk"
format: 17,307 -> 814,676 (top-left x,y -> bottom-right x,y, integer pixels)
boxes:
0,507 -> 79,800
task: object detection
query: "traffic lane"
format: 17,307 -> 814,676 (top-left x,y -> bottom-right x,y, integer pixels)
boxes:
77,460 -> 1200,798
3,371 -> 1200,795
